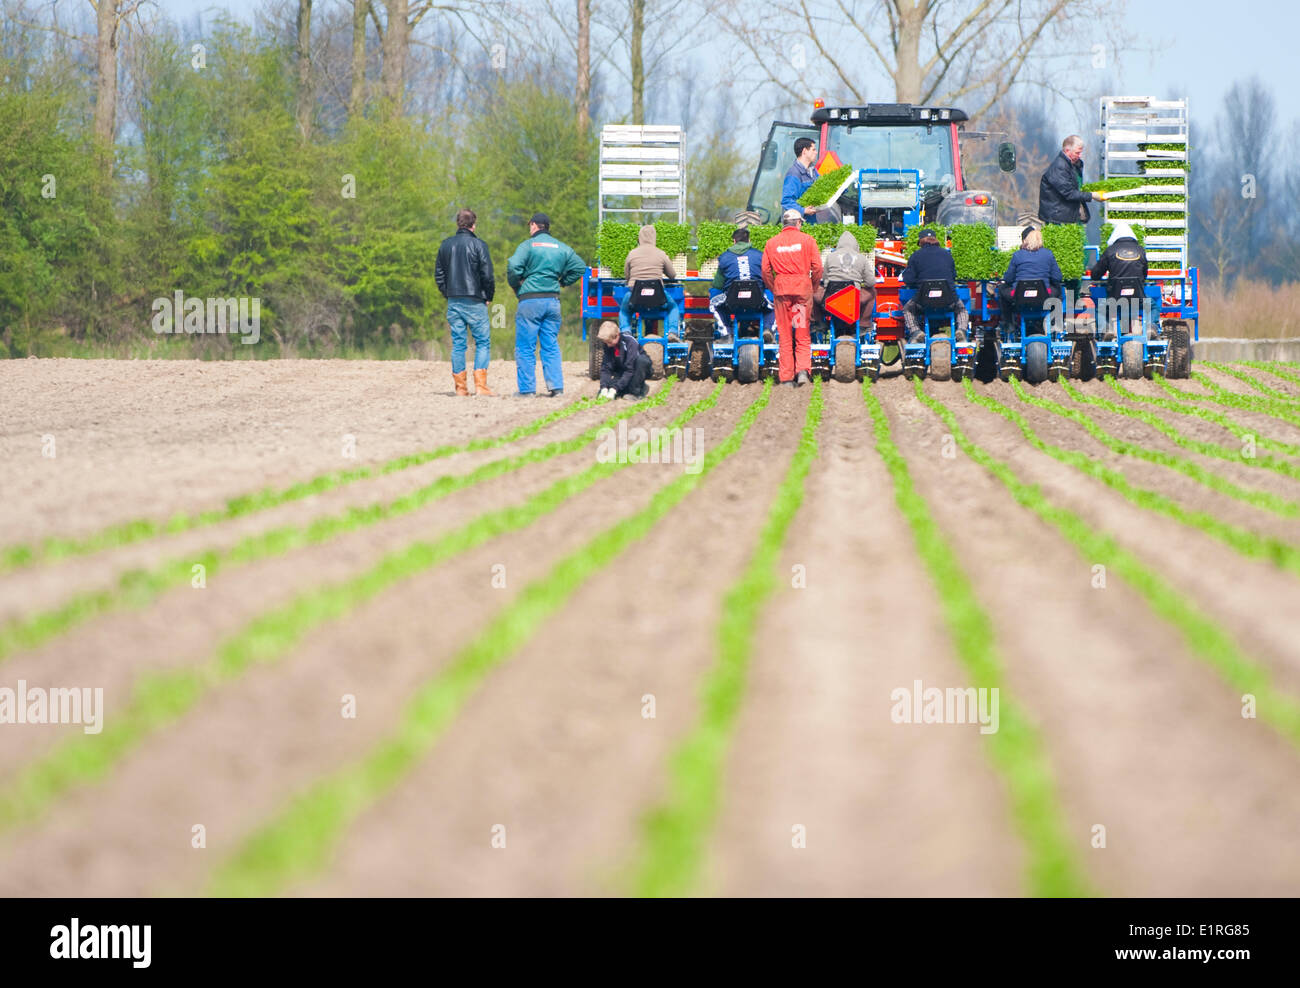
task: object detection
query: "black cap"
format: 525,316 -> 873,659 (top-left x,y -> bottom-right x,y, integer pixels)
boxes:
530,212 -> 550,229
918,228 -> 938,241
1021,225 -> 1036,241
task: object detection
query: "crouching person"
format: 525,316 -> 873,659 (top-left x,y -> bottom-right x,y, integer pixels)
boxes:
597,321 -> 651,400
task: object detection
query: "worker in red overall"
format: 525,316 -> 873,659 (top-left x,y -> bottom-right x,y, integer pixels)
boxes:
761,208 -> 824,386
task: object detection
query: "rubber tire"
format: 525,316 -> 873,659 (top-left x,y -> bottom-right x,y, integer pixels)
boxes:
1069,339 -> 1097,381
736,344 -> 761,384
929,339 -> 952,382
643,338 -> 665,380
1121,340 -> 1144,379
687,342 -> 710,380
588,330 -> 604,381
833,340 -> 857,383
1025,340 -> 1049,385
1166,324 -> 1191,379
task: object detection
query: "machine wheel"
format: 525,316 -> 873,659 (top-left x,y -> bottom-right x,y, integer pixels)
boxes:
1121,340 -> 1143,379
929,339 -> 952,382
687,342 -> 711,380
1166,323 -> 1192,379
832,339 -> 857,383
643,338 -> 665,380
951,364 -> 964,383
736,344 -> 761,384
1024,341 -> 1049,385
588,329 -> 604,381
1069,338 -> 1097,381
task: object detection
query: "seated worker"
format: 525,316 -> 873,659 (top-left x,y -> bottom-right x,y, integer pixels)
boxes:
1090,222 -> 1151,339
900,228 -> 969,343
818,230 -> 876,335
619,225 -> 680,340
708,227 -> 773,339
999,226 -> 1063,317
597,320 -> 652,400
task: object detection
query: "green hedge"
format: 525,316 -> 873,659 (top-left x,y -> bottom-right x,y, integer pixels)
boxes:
798,164 -> 854,208
654,221 -> 690,258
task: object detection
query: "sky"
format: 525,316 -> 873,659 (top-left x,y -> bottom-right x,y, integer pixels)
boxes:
158,0 -> 1298,139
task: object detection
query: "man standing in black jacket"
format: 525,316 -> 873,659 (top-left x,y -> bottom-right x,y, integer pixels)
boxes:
435,208 -> 496,396
1038,135 -> 1105,226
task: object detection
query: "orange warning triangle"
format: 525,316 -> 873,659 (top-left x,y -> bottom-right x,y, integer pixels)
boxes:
824,284 -> 859,323
816,149 -> 843,174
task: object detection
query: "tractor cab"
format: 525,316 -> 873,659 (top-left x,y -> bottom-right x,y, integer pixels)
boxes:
746,102 -> 1016,236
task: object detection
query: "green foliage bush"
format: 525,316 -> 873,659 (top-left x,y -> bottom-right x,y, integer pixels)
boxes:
696,221 -> 736,264
748,224 -> 781,250
798,164 -> 854,207
597,221 -> 640,277
1041,224 -> 1086,281
653,221 -> 690,258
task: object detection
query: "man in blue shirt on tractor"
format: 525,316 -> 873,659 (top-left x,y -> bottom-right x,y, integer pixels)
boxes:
781,137 -> 820,223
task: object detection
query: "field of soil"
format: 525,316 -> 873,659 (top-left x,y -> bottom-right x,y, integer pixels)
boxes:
1,357 -> 1298,896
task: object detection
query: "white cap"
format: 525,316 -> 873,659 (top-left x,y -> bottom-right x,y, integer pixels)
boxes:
1108,222 -> 1136,246
781,208 -> 804,226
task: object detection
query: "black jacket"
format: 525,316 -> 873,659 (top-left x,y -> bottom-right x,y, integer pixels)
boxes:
600,331 -> 646,393
902,243 -> 958,288
435,229 -> 495,302
1091,237 -> 1147,283
1038,151 -> 1091,225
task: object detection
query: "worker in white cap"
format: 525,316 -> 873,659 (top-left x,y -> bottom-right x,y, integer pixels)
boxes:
1090,223 -> 1150,339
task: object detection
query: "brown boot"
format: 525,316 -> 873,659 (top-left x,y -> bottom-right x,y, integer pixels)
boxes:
453,370 -> 469,395
473,368 -> 494,396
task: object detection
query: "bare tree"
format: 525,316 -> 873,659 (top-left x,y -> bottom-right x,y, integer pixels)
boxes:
593,0 -> 702,123
576,0 -> 591,131
350,0 -> 369,114
719,0 -> 1125,120
295,0 -> 313,138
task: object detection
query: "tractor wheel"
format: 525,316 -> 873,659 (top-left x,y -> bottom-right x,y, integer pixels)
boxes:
1121,340 -> 1144,379
643,338 -> 665,380
736,344 -> 761,384
929,339 -> 952,382
833,340 -> 857,382
687,342 -> 711,380
1166,323 -> 1192,379
1025,341 -> 1049,385
952,363 -> 964,383
588,329 -> 604,381
1069,339 -> 1097,381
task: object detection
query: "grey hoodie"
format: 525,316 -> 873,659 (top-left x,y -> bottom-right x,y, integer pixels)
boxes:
623,225 -> 678,286
821,230 -> 876,288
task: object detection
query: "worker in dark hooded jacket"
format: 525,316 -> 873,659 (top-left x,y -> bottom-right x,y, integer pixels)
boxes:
708,227 -> 772,339
819,229 -> 875,335
619,224 -> 680,339
1038,135 -> 1105,225
900,228 -> 968,343
596,320 -> 651,399
1090,222 -> 1152,340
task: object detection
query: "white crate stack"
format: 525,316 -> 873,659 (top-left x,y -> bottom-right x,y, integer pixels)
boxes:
1099,97 -> 1189,273
598,125 -> 686,225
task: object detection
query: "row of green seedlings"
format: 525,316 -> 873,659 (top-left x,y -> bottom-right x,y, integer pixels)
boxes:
913,379 -> 1300,765
1060,379 -> 1300,483
0,395 -> 601,575
963,378 -> 1300,578
0,383 -> 732,860
0,384 -> 682,667
1201,362 -> 1300,404
1173,372 -> 1300,429
597,219 -> 879,278
204,380 -> 769,897
1008,379 -> 1300,518
1242,361 -> 1300,387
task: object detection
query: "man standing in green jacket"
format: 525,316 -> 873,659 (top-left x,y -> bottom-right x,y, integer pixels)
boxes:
506,212 -> 586,396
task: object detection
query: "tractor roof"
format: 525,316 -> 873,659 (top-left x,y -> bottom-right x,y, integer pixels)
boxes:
812,104 -> 968,125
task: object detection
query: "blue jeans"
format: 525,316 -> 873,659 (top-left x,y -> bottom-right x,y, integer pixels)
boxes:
618,294 -> 680,336
515,297 -> 563,394
446,299 -> 491,373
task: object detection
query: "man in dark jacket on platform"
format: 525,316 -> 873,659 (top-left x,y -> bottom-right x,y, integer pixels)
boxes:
597,320 -> 651,399
1038,135 -> 1105,225
435,208 -> 496,396
900,228 -> 968,343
